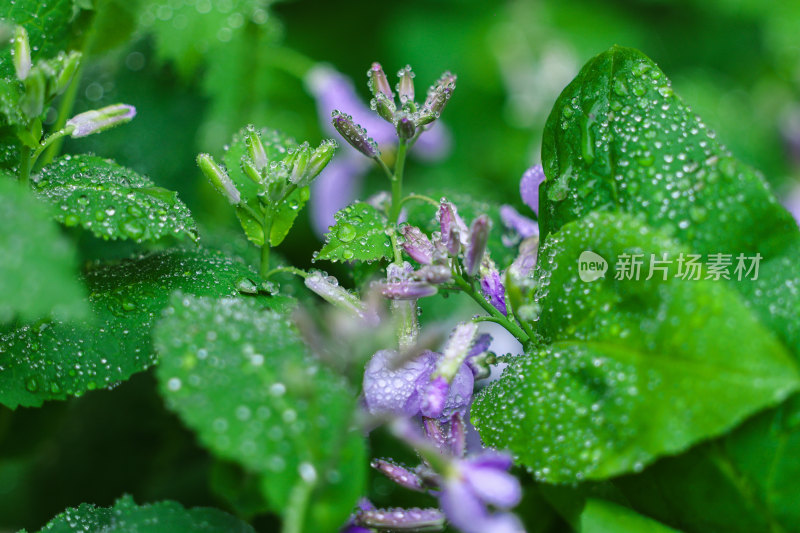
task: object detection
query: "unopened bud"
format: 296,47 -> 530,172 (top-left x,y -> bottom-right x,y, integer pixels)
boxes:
13,26 -> 31,81
464,215 -> 490,276
355,507 -> 445,531
20,69 -> 45,118
435,322 -> 478,381
379,280 -> 437,300
305,139 -> 336,181
370,93 -> 395,123
332,110 -> 379,158
54,51 -> 81,95
305,270 -> 377,323
416,264 -> 452,284
197,153 -> 241,205
66,103 -> 136,137
246,126 -> 268,171
397,65 -> 415,104
400,225 -> 433,264
396,115 -> 415,140
289,143 -> 311,184
367,62 -> 393,100
371,459 -> 424,491
241,157 -> 263,186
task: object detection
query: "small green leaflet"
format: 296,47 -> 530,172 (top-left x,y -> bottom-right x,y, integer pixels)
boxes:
35,155 -> 198,243
0,177 -> 85,323
0,248 -> 290,409
580,499 -> 679,533
235,186 -> 310,247
223,125 -> 297,202
472,212 -> 799,483
29,494 -> 255,533
154,294 -> 365,531
316,202 -> 391,263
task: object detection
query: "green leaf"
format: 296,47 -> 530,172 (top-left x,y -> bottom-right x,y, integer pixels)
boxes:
580,499 -> 679,533
154,293 -> 365,530
615,395 -> 800,533
539,45 -> 800,359
0,0 -> 87,79
316,202 -> 392,263
0,177 -> 85,323
33,494 -> 255,532
472,212 -> 799,483
35,155 -> 198,243
223,126 -> 297,203
235,186 -> 310,247
0,248 -> 289,409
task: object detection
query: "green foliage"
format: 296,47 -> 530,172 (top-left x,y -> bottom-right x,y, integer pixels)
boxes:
154,293 -> 365,530
35,154 -> 198,243
31,494 -> 255,532
580,499 -> 679,533
473,212 -> 799,483
0,177 -> 85,323
0,248 -> 286,409
316,202 -> 392,263
222,126 -> 296,203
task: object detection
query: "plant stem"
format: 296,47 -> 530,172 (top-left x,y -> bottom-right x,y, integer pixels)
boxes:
389,140 -> 408,224
260,206 -> 273,278
281,477 -> 314,533
399,193 -> 439,209
452,273 -> 529,345
264,266 -> 308,280
18,145 -> 31,185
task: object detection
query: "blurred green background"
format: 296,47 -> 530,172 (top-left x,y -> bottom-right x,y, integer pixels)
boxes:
2,0 -> 800,530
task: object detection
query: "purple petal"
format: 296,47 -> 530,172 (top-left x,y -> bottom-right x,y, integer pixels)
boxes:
467,451 -> 514,471
465,215 -> 490,276
438,200 -> 469,255
449,413 -> 467,458
439,478 -> 490,533
500,205 -> 539,239
480,513 -> 526,533
520,164 -> 545,215
468,334 -> 492,359
401,225 -> 434,264
420,375 -> 449,418
440,363 -> 474,419
463,464 -> 522,509
480,269 -> 507,316
508,236 -> 539,279
363,350 -> 436,417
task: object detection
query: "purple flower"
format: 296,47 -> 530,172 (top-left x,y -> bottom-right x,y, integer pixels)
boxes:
304,270 -> 378,324
499,205 -> 539,239
480,269 -> 507,316
371,459 -> 424,491
401,225 -> 434,264
520,164 -> 545,216
784,185 -> 800,227
508,237 -> 539,279
380,280 -> 438,300
438,199 -> 469,255
340,499 -> 374,533
420,375 -> 449,418
305,65 -> 449,233
66,103 -> 136,138
438,453 -> 524,533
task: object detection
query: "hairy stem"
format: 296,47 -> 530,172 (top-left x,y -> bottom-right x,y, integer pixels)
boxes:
389,140 -> 408,224
260,207 -> 273,279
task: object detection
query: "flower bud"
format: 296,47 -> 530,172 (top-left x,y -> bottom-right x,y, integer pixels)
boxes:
520,164 -> 545,215
437,200 -> 468,256
480,267 -> 507,316
305,270 -> 376,323
416,264 -> 452,284
54,51 -> 81,95
397,65 -> 415,104
197,153 -> 241,205
66,103 -> 136,137
304,139 -> 336,181
435,322 -> 478,382
380,280 -> 437,300
20,69 -> 45,118
464,215 -> 490,276
371,459 -> 424,491
241,157 -> 263,186
367,62 -> 393,100
355,507 -> 445,531
396,114 -> 416,140
401,225 -> 434,264
370,93 -> 395,123
331,110 -> 380,158
246,126 -> 268,171
13,26 -> 31,81
289,142 -> 311,184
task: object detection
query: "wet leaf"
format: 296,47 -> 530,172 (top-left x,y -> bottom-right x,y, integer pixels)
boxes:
472,212 -> 798,483
31,494 -> 255,532
235,186 -> 310,247
316,202 -> 391,263
0,178 -> 85,323
0,248 -> 289,409
580,499 -> 679,533
154,293 -> 365,530
539,45 -> 800,358
35,155 -> 198,243
615,394 -> 800,533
